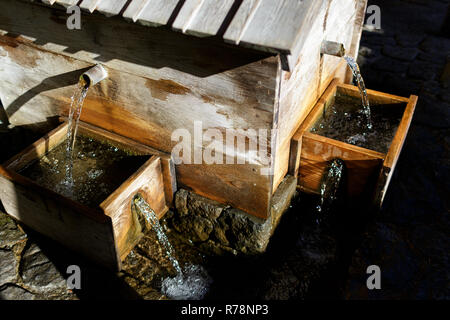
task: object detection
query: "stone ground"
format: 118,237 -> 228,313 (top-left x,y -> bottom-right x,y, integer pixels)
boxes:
0,0 -> 449,300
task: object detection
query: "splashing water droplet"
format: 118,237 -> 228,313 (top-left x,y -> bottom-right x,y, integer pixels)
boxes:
161,264 -> 212,300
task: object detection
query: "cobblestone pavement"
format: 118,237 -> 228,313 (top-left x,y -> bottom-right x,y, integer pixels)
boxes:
344,0 -> 450,299
0,0 -> 449,300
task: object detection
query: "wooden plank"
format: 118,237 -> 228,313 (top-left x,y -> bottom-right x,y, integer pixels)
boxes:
95,0 -> 128,16
122,0 -> 149,22
223,0 -> 261,44
101,156 -> 168,261
288,78 -> 340,177
136,0 -> 179,26
172,0 -> 206,33
300,132 -> 384,196
183,0 -> 235,37
79,0 -> 102,13
238,0 -> 316,53
374,95 -> 418,207
55,0 -> 79,7
4,122 -> 68,172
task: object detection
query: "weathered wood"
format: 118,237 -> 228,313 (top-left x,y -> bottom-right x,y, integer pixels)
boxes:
288,78 -> 341,178
182,0 -> 235,37
95,0 -> 128,16
273,0 -> 361,191
122,0 -> 149,22
223,0 -> 261,45
0,121 -> 173,269
39,0 -> 367,71
0,0 -> 276,218
136,0 -> 179,26
172,0 -> 206,33
238,0 -> 316,53
300,132 -> 385,196
373,95 -> 418,207
0,0 -> 368,219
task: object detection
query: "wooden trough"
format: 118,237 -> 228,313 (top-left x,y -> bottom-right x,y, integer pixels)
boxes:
0,120 -> 176,270
0,0 -> 368,220
289,79 -> 418,207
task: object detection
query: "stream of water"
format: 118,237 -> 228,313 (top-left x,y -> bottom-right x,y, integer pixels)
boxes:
344,56 -> 372,130
133,194 -> 212,300
64,77 -> 89,192
316,159 -> 345,220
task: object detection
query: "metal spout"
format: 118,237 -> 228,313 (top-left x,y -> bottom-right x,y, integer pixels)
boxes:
321,40 -> 346,57
80,64 -> 108,88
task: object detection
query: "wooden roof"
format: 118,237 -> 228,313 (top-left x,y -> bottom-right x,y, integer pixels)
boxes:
40,0 -> 322,71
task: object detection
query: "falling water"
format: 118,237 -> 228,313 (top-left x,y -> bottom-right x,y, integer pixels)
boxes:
64,77 -> 89,191
133,194 -> 212,300
344,56 -> 372,130
316,159 -> 345,220
133,194 -> 183,275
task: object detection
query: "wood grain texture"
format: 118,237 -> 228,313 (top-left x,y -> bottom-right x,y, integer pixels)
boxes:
373,95 -> 418,207
95,0 -> 128,16
223,0 -> 261,44
172,0 -> 206,32
288,78 -> 340,177
136,0 -> 179,26
38,0 -> 365,71
101,156 -> 168,261
300,132 -> 384,196
183,0 -> 235,37
238,0 -> 316,53
122,0 -> 149,21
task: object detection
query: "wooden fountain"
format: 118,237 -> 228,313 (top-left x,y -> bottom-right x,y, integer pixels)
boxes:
0,0 -> 416,269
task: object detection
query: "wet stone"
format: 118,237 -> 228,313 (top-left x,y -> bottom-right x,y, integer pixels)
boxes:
382,45 -> 420,62
0,285 -> 35,300
372,57 -> 410,74
0,249 -> 17,286
0,213 -> 27,248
